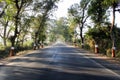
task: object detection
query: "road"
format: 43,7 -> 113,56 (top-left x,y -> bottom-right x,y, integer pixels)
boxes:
0,43 -> 120,80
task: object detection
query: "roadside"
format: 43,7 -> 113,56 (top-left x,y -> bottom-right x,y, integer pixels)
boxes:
72,45 -> 120,75
63,43 -> 120,66
67,43 -> 120,66
0,44 -> 49,65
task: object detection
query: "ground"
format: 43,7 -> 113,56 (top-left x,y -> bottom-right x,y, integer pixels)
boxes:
0,43 -> 120,80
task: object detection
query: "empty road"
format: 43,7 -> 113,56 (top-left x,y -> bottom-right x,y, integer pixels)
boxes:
0,43 -> 120,80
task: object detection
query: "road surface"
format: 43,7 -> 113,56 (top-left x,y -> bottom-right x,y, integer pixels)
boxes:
0,43 -> 120,80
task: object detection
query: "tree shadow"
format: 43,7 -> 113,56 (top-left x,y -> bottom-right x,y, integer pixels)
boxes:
1,44 -> 120,80
0,65 -> 119,80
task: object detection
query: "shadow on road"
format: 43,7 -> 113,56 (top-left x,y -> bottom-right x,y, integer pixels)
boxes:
0,44 -> 120,80
1,65 -> 119,80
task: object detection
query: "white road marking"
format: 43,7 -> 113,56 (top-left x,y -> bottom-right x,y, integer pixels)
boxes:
77,52 -> 120,79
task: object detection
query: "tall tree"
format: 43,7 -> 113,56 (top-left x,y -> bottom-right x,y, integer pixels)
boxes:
8,0 -> 33,56
88,0 -> 108,53
68,0 -> 90,48
48,17 -> 73,42
0,15 -> 9,47
88,0 -> 108,26
32,0 -> 59,49
103,0 -> 119,57
0,1 -> 16,47
56,17 -> 72,42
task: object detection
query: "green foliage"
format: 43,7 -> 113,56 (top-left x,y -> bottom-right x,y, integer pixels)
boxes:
15,40 -> 33,51
103,0 -> 119,7
83,44 -> 90,50
88,0 -> 108,25
68,0 -> 90,46
86,27 -> 111,42
32,0 -> 60,45
0,47 -> 10,58
1,0 -> 120,59
48,17 -> 73,42
0,39 -> 32,56
0,0 -> 61,58
85,25 -> 111,52
85,25 -> 120,56
116,50 -> 120,58
106,48 -> 112,57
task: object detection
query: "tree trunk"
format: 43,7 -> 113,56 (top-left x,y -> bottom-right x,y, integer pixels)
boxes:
111,5 -> 116,57
21,35 -> 26,46
79,24 -> 84,48
9,12 -> 19,56
9,36 -> 16,56
9,0 -> 26,56
3,38 -> 7,47
0,10 -> 4,18
41,40 -> 44,48
3,21 -> 9,47
33,32 -> 38,50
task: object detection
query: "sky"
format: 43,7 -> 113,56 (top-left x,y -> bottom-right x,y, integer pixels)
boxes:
111,12 -> 120,27
54,0 -> 80,19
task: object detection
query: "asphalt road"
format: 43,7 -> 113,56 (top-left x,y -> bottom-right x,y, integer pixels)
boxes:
0,43 -> 120,80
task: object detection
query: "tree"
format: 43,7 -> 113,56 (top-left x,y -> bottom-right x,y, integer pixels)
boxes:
68,0 -> 90,48
0,1 -> 15,47
0,15 -> 9,47
103,0 -> 120,57
88,0 -> 108,26
68,17 -> 77,43
47,19 -> 58,42
88,0 -> 108,53
85,24 -> 111,53
0,0 -> 61,56
16,17 -> 31,46
6,0 -> 33,56
0,1 -> 7,18
32,0 -> 60,49
48,17 -> 73,42
56,17 -> 72,42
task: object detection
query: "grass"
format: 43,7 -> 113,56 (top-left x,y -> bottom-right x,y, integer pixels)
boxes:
0,42 -> 33,59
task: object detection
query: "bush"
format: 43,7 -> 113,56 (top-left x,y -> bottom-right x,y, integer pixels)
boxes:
106,48 -> 112,57
0,40 -> 34,58
0,47 -> 10,58
85,38 -> 95,52
116,52 -> 120,58
84,44 -> 90,50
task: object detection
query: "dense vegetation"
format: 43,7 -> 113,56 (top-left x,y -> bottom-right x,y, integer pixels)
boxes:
68,0 -> 120,57
0,0 -> 120,58
0,0 -> 60,57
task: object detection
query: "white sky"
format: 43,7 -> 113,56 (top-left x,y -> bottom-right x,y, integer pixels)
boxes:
54,0 -> 80,19
112,12 -> 120,27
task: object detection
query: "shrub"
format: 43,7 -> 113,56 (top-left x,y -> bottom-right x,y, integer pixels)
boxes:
84,44 -> 90,50
106,48 -> 112,57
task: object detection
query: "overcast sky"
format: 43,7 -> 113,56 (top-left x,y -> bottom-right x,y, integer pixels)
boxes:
54,0 -> 80,19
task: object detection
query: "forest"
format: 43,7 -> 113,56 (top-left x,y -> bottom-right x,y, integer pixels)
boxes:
0,0 -> 120,58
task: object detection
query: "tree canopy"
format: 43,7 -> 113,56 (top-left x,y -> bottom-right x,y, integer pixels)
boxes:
0,0 -> 120,58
